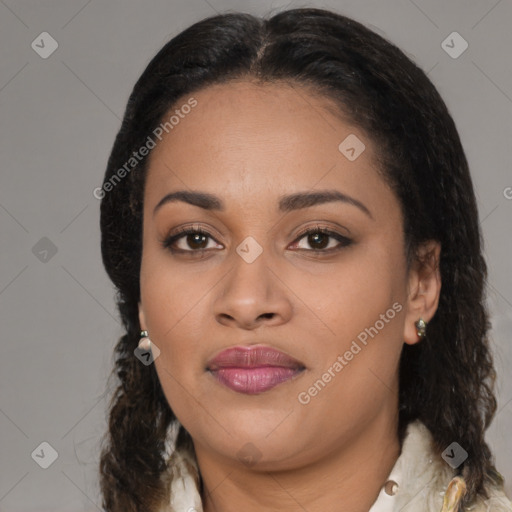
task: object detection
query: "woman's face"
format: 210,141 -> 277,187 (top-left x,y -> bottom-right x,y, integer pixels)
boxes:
139,81 -> 429,470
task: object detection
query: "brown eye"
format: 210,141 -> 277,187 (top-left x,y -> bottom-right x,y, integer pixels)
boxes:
184,232 -> 209,250
291,227 -> 352,253
162,228 -> 222,253
306,232 -> 330,250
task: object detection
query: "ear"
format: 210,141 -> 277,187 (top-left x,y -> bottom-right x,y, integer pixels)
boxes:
403,240 -> 441,345
138,302 -> 148,332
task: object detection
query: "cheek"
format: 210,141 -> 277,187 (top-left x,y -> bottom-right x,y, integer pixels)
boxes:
295,261 -> 405,430
140,242 -> 208,329
139,251 -> 205,371
141,263 -> 207,421
296,242 -> 407,403
304,245 -> 405,341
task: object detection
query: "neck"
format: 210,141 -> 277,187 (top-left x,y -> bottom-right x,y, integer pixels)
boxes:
197,412 -> 400,512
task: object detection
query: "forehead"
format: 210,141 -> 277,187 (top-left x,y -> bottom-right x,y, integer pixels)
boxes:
143,80 -> 397,219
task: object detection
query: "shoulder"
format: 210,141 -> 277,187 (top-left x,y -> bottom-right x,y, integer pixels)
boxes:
470,488 -> 512,512
393,421 -> 512,512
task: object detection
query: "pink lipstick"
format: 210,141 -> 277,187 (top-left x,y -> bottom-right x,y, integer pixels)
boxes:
207,345 -> 305,394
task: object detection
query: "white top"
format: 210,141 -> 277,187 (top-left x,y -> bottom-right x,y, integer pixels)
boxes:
159,420 -> 511,512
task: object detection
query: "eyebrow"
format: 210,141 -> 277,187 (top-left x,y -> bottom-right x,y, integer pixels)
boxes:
153,189 -> 373,219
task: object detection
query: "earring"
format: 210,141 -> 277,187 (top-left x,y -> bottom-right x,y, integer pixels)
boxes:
139,330 -> 151,350
415,318 -> 427,339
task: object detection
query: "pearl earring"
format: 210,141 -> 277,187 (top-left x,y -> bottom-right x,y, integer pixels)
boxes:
139,330 -> 152,350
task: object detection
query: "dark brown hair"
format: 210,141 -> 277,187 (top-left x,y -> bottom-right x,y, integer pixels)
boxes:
99,7 -> 502,511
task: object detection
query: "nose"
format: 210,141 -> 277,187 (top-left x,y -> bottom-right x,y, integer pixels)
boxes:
213,249 -> 293,330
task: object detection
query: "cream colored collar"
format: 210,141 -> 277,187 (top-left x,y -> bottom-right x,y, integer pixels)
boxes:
161,420 -> 511,512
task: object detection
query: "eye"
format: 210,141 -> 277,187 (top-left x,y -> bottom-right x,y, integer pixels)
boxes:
290,226 -> 352,253
162,226 -> 223,253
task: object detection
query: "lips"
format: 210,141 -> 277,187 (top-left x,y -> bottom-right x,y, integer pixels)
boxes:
207,345 -> 305,394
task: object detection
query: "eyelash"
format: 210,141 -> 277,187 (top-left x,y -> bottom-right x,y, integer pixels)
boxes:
162,225 -> 352,255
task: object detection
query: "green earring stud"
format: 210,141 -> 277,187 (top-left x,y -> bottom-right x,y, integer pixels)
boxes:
415,318 -> 427,339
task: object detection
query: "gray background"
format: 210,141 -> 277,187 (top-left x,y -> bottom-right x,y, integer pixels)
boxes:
0,0 -> 511,510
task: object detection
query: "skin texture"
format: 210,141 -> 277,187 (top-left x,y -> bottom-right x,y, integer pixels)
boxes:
138,81 -> 441,512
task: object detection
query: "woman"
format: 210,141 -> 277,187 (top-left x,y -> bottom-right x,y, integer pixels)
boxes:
98,7 -> 511,512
